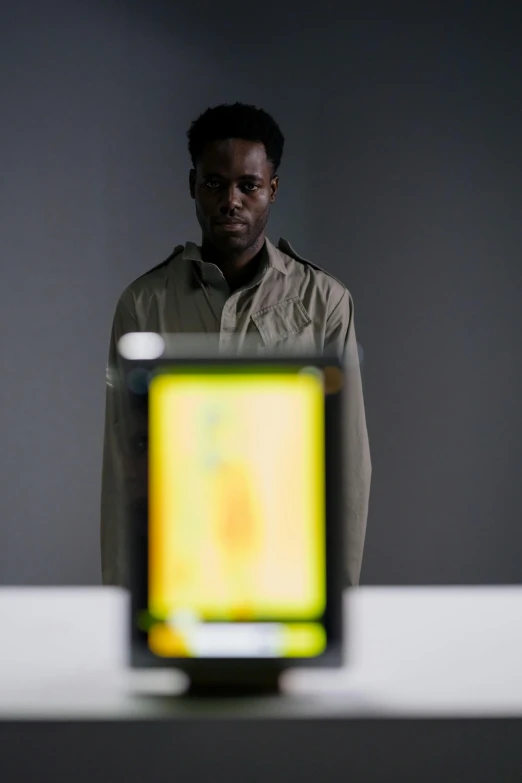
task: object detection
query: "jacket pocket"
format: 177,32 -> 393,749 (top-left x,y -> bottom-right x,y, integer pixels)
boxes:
250,296 -> 313,348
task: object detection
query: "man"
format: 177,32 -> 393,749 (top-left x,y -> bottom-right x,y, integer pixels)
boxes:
101,102 -> 371,588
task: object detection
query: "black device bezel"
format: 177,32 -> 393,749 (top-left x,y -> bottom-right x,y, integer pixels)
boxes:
121,353 -> 346,681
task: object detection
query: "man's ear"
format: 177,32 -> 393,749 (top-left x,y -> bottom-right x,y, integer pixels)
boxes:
270,174 -> 279,203
189,169 -> 196,199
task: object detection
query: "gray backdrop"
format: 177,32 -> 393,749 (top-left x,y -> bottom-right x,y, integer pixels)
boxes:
1,0 -> 520,585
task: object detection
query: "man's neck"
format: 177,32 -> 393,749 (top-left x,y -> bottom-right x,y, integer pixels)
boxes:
201,236 -> 266,291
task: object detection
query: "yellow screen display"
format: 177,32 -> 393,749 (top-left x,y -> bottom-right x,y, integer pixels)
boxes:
147,368 -> 327,659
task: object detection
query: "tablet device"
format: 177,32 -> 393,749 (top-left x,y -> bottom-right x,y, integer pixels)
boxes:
119,338 -> 345,692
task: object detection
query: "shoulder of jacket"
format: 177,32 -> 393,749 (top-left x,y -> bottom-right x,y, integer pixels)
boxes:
118,244 -> 184,309
277,237 -> 349,299
131,244 -> 184,287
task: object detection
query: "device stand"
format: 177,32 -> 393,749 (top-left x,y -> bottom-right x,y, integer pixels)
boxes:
182,667 -> 283,698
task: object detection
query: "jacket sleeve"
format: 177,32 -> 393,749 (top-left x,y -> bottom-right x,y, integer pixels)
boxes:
325,289 -> 372,586
100,298 -> 139,587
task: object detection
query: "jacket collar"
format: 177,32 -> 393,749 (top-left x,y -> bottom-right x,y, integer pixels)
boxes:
265,237 -> 288,275
180,237 -> 288,277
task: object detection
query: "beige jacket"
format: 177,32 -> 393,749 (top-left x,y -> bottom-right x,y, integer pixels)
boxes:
101,237 -> 371,588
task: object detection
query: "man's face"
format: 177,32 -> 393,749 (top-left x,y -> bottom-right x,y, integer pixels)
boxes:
190,138 -> 278,255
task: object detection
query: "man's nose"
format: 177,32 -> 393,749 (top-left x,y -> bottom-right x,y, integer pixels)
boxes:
219,186 -> 242,213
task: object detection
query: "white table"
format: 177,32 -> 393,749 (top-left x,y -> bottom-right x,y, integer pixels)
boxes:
0,587 -> 521,782
0,586 -> 521,718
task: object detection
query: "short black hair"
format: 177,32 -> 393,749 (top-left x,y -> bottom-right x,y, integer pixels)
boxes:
187,102 -> 285,173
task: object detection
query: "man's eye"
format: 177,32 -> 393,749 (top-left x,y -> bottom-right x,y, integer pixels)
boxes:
205,180 -> 221,188
243,183 -> 259,192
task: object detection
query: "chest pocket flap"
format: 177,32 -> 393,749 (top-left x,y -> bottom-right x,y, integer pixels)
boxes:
251,296 -> 312,346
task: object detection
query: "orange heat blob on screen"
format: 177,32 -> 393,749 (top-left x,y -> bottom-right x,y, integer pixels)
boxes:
147,370 -> 326,653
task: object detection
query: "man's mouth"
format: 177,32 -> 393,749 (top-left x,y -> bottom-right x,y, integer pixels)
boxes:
213,219 -> 247,232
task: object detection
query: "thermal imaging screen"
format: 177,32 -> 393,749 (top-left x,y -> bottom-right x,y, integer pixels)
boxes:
146,367 -> 327,659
